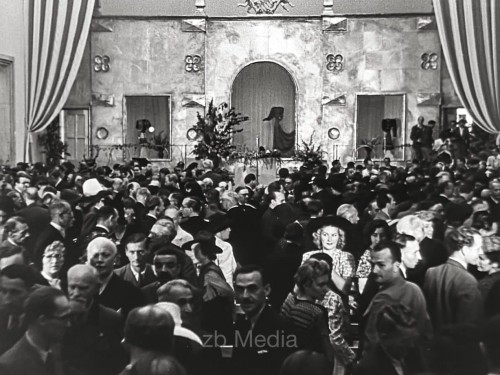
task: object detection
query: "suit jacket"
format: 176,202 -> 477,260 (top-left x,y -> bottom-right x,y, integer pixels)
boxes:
180,216 -> 209,237
140,214 -> 157,234
97,273 -> 144,317
423,259 -> 483,332
0,335 -> 78,375
232,305 -> 294,375
114,264 -> 156,288
62,302 -> 128,375
16,205 -> 50,254
407,237 -> 448,287
0,310 -> 25,356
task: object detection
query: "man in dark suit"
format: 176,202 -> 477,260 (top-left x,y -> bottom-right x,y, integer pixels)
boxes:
140,196 -> 165,234
63,264 -> 128,375
423,227 -> 484,333
199,159 -> 222,187
180,196 -> 209,236
0,265 -> 36,355
0,287 -> 73,375
134,187 -> 150,223
221,191 -> 261,265
114,233 -> 156,288
87,237 -> 144,317
311,177 -> 339,216
33,200 -> 75,269
451,119 -> 470,158
232,265 -> 293,375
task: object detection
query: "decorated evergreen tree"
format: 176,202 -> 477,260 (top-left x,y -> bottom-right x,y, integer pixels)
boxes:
190,100 -> 248,168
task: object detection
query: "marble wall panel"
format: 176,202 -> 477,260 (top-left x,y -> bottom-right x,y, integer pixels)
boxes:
90,19 -> 205,164
321,17 -> 440,163
85,15 -> 443,166
206,19 -> 324,148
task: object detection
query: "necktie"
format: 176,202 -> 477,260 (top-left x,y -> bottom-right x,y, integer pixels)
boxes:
137,272 -> 143,286
45,352 -> 55,374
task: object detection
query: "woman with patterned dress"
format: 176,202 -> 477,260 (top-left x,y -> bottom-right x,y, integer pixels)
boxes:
302,217 -> 356,295
311,252 -> 355,375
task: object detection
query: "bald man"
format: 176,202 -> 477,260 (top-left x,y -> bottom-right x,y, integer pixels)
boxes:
63,264 -> 128,375
87,237 -> 144,316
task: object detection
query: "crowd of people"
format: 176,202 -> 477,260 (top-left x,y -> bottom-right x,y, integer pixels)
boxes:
1,135 -> 500,375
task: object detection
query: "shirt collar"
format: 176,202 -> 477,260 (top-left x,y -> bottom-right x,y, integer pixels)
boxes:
96,224 -> 110,233
50,222 -> 65,238
449,256 -> 468,270
129,265 -> 146,282
400,263 -> 407,279
25,331 -> 50,363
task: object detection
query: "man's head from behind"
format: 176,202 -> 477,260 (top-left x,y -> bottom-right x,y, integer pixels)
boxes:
445,227 -> 483,266
157,279 -> 195,325
0,264 -> 36,313
124,305 -> 175,354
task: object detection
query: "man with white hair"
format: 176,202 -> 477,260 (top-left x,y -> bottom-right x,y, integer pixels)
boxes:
200,159 -> 222,186
63,264 -> 128,375
396,214 -> 447,287
87,237 -> 144,316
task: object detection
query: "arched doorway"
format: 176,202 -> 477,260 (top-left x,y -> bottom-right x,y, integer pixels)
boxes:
231,62 -> 296,157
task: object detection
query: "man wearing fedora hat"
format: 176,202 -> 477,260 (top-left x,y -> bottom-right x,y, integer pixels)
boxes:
183,230 -> 234,340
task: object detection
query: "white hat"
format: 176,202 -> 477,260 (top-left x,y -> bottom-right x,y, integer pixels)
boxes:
156,302 -> 203,345
82,178 -> 105,197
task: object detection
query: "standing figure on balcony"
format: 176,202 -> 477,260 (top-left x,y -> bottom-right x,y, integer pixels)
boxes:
263,107 -> 295,157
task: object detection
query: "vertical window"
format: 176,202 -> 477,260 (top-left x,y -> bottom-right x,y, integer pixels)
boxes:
125,96 -> 171,159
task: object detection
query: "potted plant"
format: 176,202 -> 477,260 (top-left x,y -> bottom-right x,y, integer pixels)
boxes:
358,136 -> 381,159
293,132 -> 325,171
189,100 -> 248,169
38,117 -> 70,166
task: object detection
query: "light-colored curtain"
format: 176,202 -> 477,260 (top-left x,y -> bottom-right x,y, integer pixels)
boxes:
231,62 -> 295,151
26,0 -> 95,160
125,96 -> 170,158
433,0 -> 500,134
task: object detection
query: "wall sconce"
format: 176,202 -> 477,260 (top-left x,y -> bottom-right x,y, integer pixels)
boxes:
327,54 -> 344,73
185,55 -> 202,72
96,127 -> 109,140
421,53 -> 438,70
94,55 -> 110,72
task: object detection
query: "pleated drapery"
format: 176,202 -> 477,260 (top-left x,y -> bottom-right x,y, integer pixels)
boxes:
25,0 -> 95,160
433,0 -> 500,134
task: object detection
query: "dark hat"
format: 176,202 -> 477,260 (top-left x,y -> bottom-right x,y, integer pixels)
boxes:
208,215 -> 232,234
60,189 -> 82,206
305,215 -> 351,237
182,230 -> 223,254
309,176 -> 327,189
444,202 -> 472,223
284,222 -> 303,242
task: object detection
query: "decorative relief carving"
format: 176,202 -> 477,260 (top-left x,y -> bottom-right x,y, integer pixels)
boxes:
93,55 -> 110,72
238,0 -> 295,14
323,17 -> 347,32
182,19 -> 206,32
421,53 -> 438,70
185,55 -> 202,72
417,93 -> 441,106
417,17 -> 436,31
322,95 -> 346,106
326,54 -> 344,73
181,95 -> 206,107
